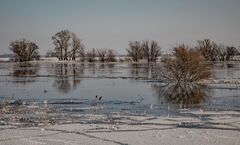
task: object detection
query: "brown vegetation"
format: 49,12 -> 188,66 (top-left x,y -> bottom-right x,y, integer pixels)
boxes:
153,83 -> 208,108
106,49 -> 117,62
126,40 -> 161,62
126,41 -> 144,62
142,40 -> 161,62
52,30 -> 84,61
97,48 -> 107,62
87,48 -> 96,62
9,39 -> 40,62
161,44 -> 212,83
197,39 -> 239,62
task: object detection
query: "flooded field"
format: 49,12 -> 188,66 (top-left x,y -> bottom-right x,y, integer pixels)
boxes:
0,61 -> 239,117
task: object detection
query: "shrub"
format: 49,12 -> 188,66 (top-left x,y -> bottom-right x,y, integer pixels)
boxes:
9,39 -> 40,62
161,44 -> 211,83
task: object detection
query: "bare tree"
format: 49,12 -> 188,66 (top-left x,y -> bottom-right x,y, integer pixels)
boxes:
149,41 -> 161,62
142,40 -> 150,62
70,33 -> 84,61
79,45 -> 85,62
216,44 -> 227,61
52,30 -> 85,61
126,41 -> 144,62
106,49 -> 117,62
97,48 -> 107,62
161,44 -> 211,83
142,40 -> 161,62
226,46 -> 238,61
9,39 -> 40,62
52,30 -> 71,60
87,48 -> 96,62
197,39 -> 218,61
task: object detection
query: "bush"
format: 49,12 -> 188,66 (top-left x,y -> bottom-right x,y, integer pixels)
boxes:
9,39 -> 40,62
161,44 -> 211,83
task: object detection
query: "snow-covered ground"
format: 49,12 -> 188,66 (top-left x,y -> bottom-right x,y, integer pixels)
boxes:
0,57 -> 10,62
0,112 -> 239,145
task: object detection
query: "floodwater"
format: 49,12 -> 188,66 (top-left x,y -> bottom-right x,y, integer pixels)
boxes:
0,62 -> 240,116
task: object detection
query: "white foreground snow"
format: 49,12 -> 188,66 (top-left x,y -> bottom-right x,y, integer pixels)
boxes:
0,112 -> 239,145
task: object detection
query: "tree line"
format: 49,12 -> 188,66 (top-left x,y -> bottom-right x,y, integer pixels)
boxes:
196,39 -> 238,61
8,29 -> 239,62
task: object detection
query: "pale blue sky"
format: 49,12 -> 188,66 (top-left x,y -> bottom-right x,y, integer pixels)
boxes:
0,0 -> 240,55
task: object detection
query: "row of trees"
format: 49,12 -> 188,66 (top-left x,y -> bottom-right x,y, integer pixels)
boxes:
126,40 -> 161,62
8,32 -> 239,63
126,39 -> 239,63
86,48 -> 117,62
196,39 -> 239,62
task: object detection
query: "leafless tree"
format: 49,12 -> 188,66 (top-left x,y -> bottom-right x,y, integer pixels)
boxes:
197,39 -> 218,61
97,48 -> 107,62
216,44 -> 227,61
79,46 -> 85,62
142,40 -> 161,62
70,33 -> 85,61
106,49 -> 117,62
9,39 -> 40,62
126,41 -> 144,62
52,30 -> 85,61
160,44 -> 211,83
87,48 -> 96,62
226,46 -> 238,61
52,30 -> 71,60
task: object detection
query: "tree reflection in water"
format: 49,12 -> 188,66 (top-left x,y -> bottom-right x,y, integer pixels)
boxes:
12,63 -> 39,84
51,63 -> 84,94
152,82 -> 209,108
98,63 -> 115,75
130,63 -> 155,79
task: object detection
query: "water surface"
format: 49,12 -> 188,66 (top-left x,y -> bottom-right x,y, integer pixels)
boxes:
0,62 -> 239,116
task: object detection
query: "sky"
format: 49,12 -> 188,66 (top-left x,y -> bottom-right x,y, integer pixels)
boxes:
0,0 -> 240,55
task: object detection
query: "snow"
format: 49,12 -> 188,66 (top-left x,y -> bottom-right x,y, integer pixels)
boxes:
0,57 -> 10,62
0,112 -> 239,145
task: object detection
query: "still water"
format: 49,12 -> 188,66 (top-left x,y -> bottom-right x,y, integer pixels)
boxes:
0,62 -> 239,116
